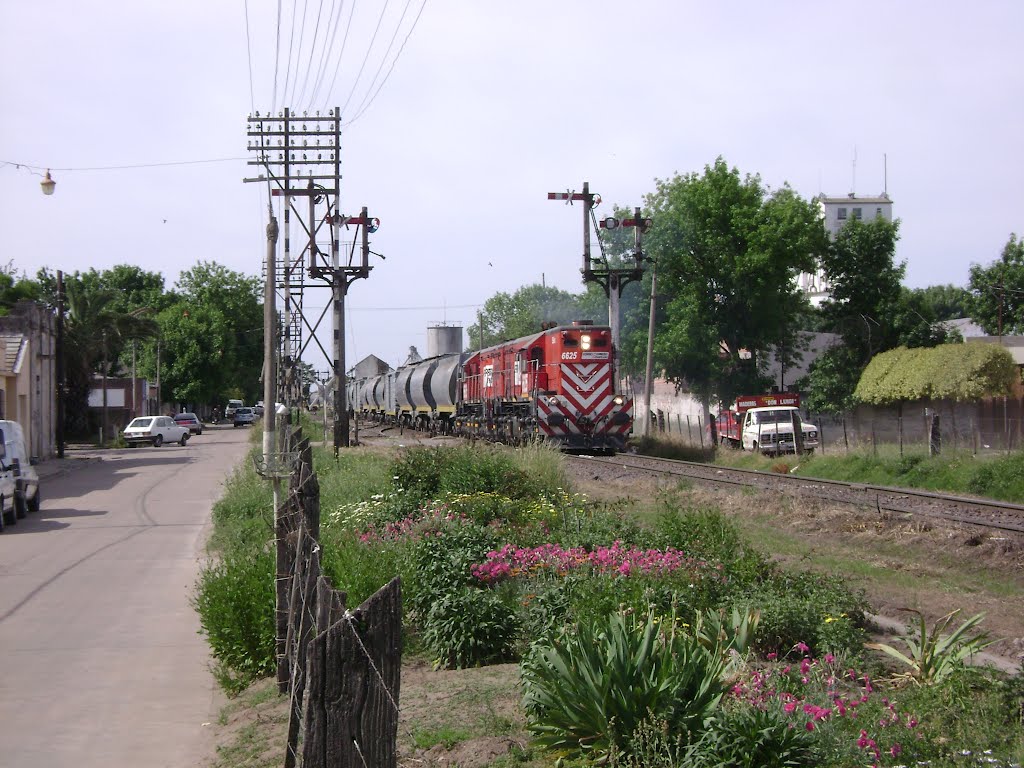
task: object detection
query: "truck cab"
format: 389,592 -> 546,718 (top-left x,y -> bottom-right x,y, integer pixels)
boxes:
717,394 -> 819,455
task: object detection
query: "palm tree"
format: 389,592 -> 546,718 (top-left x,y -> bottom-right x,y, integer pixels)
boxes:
63,283 -> 158,439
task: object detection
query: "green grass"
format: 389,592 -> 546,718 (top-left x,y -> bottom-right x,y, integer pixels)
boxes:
708,443 -> 1024,503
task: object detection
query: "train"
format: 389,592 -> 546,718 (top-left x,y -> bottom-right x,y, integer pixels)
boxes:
346,321 -> 634,453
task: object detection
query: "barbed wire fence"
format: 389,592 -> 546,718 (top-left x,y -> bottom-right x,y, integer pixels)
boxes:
274,425 -> 402,768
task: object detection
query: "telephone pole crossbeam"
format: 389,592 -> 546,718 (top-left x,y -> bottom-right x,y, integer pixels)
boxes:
245,108 -> 379,455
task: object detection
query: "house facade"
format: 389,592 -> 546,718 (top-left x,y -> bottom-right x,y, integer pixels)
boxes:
0,301 -> 57,460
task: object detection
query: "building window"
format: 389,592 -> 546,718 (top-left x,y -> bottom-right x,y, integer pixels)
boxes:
876,207 -> 883,217
837,207 -> 847,220
852,208 -> 863,219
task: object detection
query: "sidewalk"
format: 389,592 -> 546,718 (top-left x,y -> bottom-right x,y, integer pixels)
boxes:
31,446 -> 104,480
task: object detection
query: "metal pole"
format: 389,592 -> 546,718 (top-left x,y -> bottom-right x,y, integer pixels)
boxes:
642,260 -> 657,436
155,339 -> 161,414
333,277 -> 347,453
55,270 -> 65,458
131,339 -> 136,419
263,211 -> 280,480
101,330 -> 108,446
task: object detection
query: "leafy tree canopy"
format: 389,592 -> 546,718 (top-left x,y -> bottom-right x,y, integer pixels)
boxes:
641,157 -> 826,406
910,283 -> 971,322
967,233 -> 1024,335
466,283 -> 596,350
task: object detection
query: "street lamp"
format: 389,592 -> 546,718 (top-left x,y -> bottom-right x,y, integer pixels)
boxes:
40,170 -> 56,196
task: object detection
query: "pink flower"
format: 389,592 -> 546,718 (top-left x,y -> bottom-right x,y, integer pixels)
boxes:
805,721 -> 815,732
890,744 -> 902,757
795,641 -> 810,653
783,702 -> 797,713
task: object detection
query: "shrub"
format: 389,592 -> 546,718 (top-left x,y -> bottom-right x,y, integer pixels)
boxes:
192,549 -> 276,695
422,587 -> 520,668
521,610 -> 730,761
741,570 -> 867,657
686,701 -> 819,767
409,520 -> 499,620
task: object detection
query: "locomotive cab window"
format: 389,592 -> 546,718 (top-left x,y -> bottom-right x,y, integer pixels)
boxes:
593,337 -> 608,347
562,337 -> 579,347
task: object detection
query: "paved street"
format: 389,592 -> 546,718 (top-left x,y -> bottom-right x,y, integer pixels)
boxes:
0,424 -> 255,767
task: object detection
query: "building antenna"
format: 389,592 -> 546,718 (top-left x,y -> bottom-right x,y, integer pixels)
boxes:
883,153 -> 888,197
851,145 -> 857,196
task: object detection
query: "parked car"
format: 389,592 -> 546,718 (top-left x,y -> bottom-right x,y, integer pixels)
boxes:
0,420 -> 39,519
0,423 -> 21,531
253,401 -> 265,417
123,416 -> 191,447
233,407 -> 256,427
225,399 -> 244,420
173,412 -> 203,435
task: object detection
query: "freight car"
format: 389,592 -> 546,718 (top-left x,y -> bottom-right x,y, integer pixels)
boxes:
349,321 -> 633,453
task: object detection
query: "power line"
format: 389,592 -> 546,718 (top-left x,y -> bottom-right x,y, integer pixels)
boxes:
307,0 -> 346,110
243,0 -> 257,112
344,0 -> 427,127
281,0 -> 301,108
340,0 -> 390,118
285,0 -> 311,106
1,157 -> 247,172
272,0 -> 284,114
295,0 -> 327,108
321,0 -> 358,110
349,0 -> 412,119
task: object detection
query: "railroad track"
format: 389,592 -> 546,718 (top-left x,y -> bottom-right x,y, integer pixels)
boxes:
573,452 -> 1024,535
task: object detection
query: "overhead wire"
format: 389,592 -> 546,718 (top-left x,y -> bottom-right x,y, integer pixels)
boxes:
320,0 -> 358,111
306,0 -> 346,110
295,0 -> 326,107
1,157 -> 248,172
343,0 -> 427,127
243,0 -> 257,112
271,0 -> 284,114
339,0 -> 390,118
285,0 -> 311,106
281,0 -> 301,109
348,0 -> 412,120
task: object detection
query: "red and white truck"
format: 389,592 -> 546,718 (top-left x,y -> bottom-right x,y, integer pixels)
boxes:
715,394 -> 819,455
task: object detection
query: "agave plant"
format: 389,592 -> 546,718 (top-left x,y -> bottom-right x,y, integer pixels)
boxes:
520,610 -> 730,761
866,609 -> 996,684
694,606 -> 761,657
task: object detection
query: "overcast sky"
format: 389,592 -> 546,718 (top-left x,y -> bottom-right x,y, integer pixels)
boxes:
2,1 -> 1022,372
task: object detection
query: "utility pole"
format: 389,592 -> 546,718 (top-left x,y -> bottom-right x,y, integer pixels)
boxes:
56,270 -> 65,459
101,330 -> 108,447
642,258 -> 657,436
245,108 -> 378,455
263,211 -> 280,506
548,184 -> 652,384
155,339 -> 161,414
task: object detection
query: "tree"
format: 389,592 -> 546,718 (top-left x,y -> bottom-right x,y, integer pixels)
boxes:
172,262 -> 264,403
911,284 -> 971,322
0,263 -> 42,313
639,158 -> 826,416
804,216 -> 904,412
967,233 -> 1024,335
466,284 -> 594,350
153,301 -> 232,406
817,216 -> 904,362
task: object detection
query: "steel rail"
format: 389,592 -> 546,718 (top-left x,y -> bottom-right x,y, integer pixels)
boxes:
574,453 -> 1024,535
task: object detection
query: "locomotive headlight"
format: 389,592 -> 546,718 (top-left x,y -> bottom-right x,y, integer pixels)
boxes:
613,395 -> 624,405
581,334 -> 591,350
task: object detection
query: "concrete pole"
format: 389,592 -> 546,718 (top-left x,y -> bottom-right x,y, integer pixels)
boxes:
263,212 -> 280,486
333,277 -> 348,453
642,261 -> 657,437
56,270 -> 65,459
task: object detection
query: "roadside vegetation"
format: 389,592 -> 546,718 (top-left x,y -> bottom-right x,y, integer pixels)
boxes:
195,441 -> 1024,767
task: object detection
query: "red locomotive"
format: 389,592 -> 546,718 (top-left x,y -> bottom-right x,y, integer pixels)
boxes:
455,320 -> 633,452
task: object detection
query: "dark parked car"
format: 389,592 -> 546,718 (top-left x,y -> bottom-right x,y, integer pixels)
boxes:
173,412 -> 203,435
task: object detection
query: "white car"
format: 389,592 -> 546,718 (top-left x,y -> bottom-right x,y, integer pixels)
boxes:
123,416 -> 191,447
233,407 -> 256,427
0,423 -> 21,531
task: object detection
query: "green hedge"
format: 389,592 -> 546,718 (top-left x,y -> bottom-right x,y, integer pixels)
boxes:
855,343 -> 1017,404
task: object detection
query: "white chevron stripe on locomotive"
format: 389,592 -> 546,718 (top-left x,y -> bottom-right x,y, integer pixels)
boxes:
562,380 -> 612,411
561,363 -> 605,392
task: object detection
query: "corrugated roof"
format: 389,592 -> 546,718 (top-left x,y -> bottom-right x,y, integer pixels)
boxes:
0,333 -> 26,375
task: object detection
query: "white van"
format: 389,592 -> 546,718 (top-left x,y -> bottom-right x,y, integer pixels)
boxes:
0,421 -> 39,518
225,399 -> 244,420
0,421 -> 26,531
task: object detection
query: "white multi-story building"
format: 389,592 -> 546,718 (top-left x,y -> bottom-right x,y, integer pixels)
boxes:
799,193 -> 894,305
